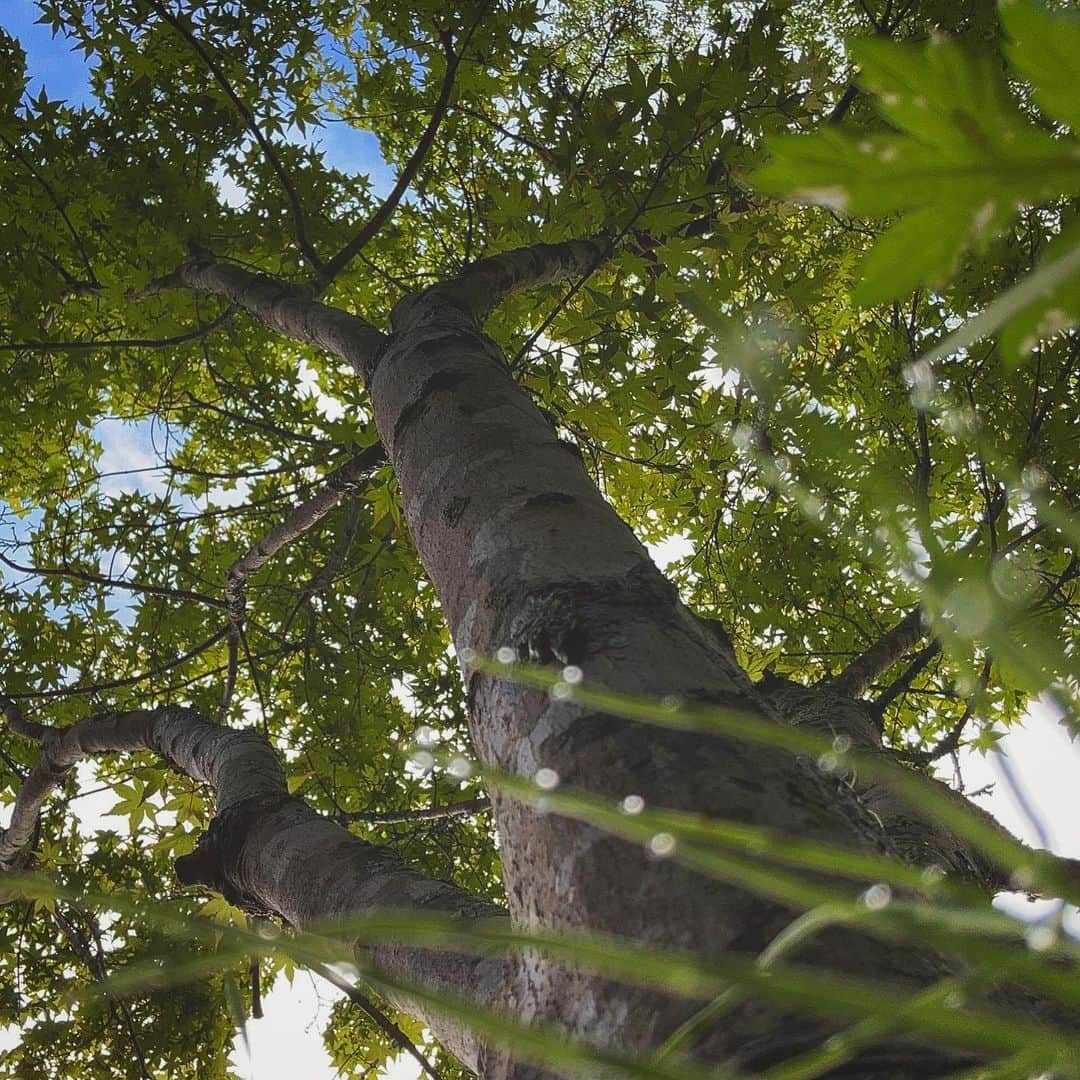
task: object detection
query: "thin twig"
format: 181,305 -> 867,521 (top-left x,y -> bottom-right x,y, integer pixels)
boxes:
220,445 -> 386,718
311,15 -> 483,292
145,0 -> 322,268
0,305 -> 234,353
340,797 -> 490,825
311,963 -> 445,1080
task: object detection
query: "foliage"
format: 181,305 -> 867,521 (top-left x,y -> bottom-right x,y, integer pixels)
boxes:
0,0 -> 1077,1076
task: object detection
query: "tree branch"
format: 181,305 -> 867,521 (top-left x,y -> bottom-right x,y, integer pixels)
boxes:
340,797 -> 491,825
144,0 -> 322,268
4,625 -> 229,702
0,133 -> 98,282
312,962 -> 446,1080
872,638 -> 942,716
311,24 -> 472,293
896,658 -> 992,766
220,443 -> 387,717
0,551 -> 226,611
396,234 -> 614,329
0,700 -> 507,1070
828,607 -> 926,698
0,304 -> 234,353
148,253 -> 387,375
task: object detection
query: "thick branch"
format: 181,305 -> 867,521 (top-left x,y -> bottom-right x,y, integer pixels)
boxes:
159,255 -> 386,375
0,702 -> 281,870
829,607 -> 925,698
396,234 -> 614,329
0,701 -> 507,1070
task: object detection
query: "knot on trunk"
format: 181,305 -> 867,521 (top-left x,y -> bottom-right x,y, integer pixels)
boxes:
174,791 -> 295,915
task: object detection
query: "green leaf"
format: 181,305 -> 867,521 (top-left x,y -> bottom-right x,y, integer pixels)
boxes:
854,203 -> 978,305
1000,0 -> 1080,130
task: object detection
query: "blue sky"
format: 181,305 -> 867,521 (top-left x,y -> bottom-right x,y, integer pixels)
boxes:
0,0 -> 395,193
1,0 -> 93,104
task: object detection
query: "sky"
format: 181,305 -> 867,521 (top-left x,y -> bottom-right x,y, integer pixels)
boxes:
2,4 -> 1078,1079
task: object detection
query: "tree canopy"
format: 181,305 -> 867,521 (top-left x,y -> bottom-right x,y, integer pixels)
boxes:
0,0 -> 1077,1076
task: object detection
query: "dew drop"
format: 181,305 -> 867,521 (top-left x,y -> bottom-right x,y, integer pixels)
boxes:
661,694 -> 685,712
549,681 -> 572,700
458,646 -> 476,664
414,724 -> 439,748
409,750 -> 435,773
1021,464 -> 1047,492
447,756 -> 474,780
561,664 -> 583,685
1010,866 -> 1035,891
649,832 -> 677,857
534,767 -> 560,790
791,186 -> 849,211
496,646 -> 516,664
732,424 -> 755,451
621,794 -> 646,815
863,883 -> 892,910
921,864 -> 946,888
817,752 -> 840,774
1026,925 -> 1056,952
832,734 -> 852,754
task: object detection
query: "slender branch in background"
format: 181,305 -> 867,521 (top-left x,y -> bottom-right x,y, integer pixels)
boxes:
144,0 -> 322,269
312,962 -> 446,1080
311,19 -> 476,293
896,658 -> 992,766
0,551 -> 227,611
828,83 -> 860,125
828,607 -> 926,698
451,102 -> 561,170
872,638 -> 942,716
826,0 -> 913,125
4,625 -> 229,702
248,954 -> 263,1020
220,444 -> 387,718
340,797 -> 491,825
0,304 -> 235,353
0,133 -> 98,282
281,496 -> 364,638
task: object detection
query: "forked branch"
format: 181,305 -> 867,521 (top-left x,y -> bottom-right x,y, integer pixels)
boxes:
829,607 -> 926,698
220,443 -> 387,717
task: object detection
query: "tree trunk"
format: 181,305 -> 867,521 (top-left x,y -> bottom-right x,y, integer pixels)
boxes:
162,244 -> 999,1076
